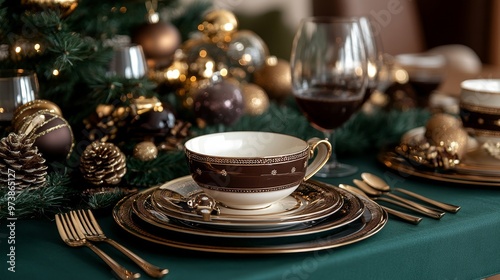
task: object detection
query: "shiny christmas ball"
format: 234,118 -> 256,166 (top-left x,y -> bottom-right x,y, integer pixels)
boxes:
193,76 -> 244,126
133,141 -> 158,161
182,37 -> 230,79
21,0 -> 78,18
13,99 -> 62,132
198,9 -> 238,43
19,112 -> 74,161
132,20 -> 181,68
240,83 -> 269,116
130,102 -> 176,138
425,113 -> 468,158
227,30 -> 269,74
253,56 -> 292,102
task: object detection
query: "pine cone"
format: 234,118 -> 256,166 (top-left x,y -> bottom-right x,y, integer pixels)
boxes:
0,133 -> 48,191
80,141 -> 127,186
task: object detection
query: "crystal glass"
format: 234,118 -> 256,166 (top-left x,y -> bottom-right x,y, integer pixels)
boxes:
0,69 -> 39,123
358,17 -> 384,103
291,17 -> 368,177
108,44 -> 148,79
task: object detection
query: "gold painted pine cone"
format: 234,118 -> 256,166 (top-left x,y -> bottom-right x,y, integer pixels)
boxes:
0,133 -> 48,191
80,142 -> 126,186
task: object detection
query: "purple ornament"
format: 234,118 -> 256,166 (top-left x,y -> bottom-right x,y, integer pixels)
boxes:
193,78 -> 244,125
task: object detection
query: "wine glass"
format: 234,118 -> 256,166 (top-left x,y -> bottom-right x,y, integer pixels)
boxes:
291,17 -> 368,177
358,16 -> 384,104
0,69 -> 39,126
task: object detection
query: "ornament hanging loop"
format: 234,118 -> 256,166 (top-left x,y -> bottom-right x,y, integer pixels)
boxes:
145,0 -> 159,24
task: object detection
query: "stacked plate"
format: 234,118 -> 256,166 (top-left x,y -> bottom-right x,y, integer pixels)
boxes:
380,127 -> 500,186
113,176 -> 387,254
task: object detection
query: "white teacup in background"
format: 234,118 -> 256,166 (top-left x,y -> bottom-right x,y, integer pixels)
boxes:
184,131 -> 332,210
459,79 -> 500,163
460,79 -> 500,143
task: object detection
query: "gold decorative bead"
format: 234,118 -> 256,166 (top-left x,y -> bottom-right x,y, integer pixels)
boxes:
133,141 -> 158,161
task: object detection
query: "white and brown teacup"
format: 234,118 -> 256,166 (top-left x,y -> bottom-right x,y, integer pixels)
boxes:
184,131 -> 332,210
460,79 -> 500,143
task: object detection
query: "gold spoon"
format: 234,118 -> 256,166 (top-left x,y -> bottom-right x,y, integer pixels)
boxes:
353,179 -> 445,219
361,172 -> 461,213
339,184 -> 422,225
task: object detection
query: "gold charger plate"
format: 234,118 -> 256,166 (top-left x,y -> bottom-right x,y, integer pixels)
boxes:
150,176 -> 344,230
131,184 -> 364,238
112,186 -> 387,254
378,150 -> 500,187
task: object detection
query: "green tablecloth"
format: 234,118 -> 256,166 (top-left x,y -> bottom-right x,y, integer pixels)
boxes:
2,154 -> 500,280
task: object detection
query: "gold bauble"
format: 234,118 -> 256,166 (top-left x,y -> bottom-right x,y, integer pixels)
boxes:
21,0 -> 79,18
198,9 -> 238,43
13,99 -> 62,132
240,83 -> 269,116
425,113 -> 468,158
253,56 -> 292,102
133,141 -> 158,161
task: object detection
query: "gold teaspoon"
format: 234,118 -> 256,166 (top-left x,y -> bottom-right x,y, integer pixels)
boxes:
339,184 -> 422,225
361,173 -> 461,213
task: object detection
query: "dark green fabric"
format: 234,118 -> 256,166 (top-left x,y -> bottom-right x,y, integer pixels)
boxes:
2,154 -> 500,280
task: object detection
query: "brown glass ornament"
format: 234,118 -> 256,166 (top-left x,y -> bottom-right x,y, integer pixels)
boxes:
193,76 -> 244,126
132,20 -> 181,68
130,98 -> 176,138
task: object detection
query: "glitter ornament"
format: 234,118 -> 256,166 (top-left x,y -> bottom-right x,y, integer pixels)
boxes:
240,83 -> 269,116
253,56 -> 292,102
133,141 -> 158,161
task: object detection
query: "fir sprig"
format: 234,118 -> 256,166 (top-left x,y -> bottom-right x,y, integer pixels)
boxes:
125,150 -> 189,188
0,171 -> 74,220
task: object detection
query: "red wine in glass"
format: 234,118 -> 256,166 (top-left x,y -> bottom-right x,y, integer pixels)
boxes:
295,88 -> 364,131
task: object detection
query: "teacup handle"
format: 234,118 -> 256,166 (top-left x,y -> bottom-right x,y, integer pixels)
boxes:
304,138 -> 332,180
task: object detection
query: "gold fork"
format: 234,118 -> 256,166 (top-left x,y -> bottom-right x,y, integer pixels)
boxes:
73,209 -> 169,278
55,213 -> 140,280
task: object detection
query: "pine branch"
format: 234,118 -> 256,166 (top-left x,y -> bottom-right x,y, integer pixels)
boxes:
125,150 -> 189,187
0,171 -> 75,220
